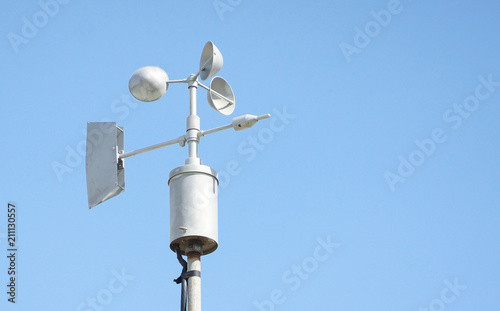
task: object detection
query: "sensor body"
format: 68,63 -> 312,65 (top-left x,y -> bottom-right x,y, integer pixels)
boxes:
169,164 -> 219,255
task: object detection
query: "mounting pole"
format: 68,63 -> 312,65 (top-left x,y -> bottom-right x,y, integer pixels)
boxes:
185,75 -> 203,311
186,241 -> 202,311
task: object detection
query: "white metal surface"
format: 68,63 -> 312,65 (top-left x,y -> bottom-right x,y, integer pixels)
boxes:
197,81 -> 235,105
86,122 -> 125,209
232,114 -> 270,131
197,123 -> 233,137
119,136 -> 184,159
169,165 -> 219,255
199,41 -> 223,81
186,77 -> 201,165
206,77 -> 235,115
128,66 -> 169,102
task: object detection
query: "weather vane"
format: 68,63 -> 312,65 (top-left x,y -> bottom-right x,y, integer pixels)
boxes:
85,41 -> 270,311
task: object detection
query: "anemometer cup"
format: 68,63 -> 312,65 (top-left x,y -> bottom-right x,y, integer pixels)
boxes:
129,66 -> 169,102
207,76 -> 235,116
199,41 -> 223,81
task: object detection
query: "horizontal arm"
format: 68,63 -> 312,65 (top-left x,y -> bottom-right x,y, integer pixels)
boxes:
119,114 -> 271,158
198,124 -> 233,137
119,136 -> 185,159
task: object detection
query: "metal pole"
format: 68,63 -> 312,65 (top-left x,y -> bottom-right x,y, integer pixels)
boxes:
185,75 -> 202,310
186,242 -> 202,311
186,75 -> 201,165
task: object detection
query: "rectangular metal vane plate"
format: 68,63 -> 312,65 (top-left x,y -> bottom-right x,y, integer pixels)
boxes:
86,122 -> 125,209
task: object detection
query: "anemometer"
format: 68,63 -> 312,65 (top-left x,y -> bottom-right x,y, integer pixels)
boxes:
85,41 -> 270,311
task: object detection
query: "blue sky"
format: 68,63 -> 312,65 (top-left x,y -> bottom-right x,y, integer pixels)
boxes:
1,0 -> 499,310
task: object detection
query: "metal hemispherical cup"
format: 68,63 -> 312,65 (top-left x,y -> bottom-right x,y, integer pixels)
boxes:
129,66 -> 169,102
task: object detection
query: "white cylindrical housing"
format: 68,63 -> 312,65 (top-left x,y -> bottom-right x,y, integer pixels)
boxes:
169,164 -> 218,255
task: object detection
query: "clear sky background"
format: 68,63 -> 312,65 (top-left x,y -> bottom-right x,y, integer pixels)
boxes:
1,0 -> 499,310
